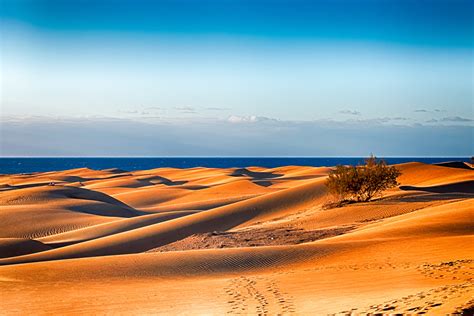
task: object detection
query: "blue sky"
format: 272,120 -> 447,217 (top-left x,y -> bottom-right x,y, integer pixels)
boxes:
0,0 -> 472,156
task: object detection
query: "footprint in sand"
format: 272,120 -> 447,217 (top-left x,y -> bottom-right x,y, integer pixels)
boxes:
347,281 -> 473,315
224,276 -> 296,315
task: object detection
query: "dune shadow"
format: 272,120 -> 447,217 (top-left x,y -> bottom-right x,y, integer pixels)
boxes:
399,180 -> 474,194
1,182 -> 50,190
65,202 -> 142,217
63,186 -> 135,206
251,174 -> 325,187
146,175 -> 188,186
393,192 -> 474,203
252,180 -> 274,187
230,168 -> 282,179
53,186 -> 145,217
179,185 -> 209,190
101,168 -> 129,174
434,161 -> 473,170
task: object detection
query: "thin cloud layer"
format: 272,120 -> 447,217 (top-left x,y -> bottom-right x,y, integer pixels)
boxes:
339,110 -> 361,116
1,116 -> 471,156
440,116 -> 473,122
414,108 -> 446,113
173,106 -> 196,114
227,115 -> 278,123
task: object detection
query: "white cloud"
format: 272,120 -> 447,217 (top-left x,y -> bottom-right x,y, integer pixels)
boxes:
339,110 -> 361,115
228,115 -> 258,123
227,115 -> 277,123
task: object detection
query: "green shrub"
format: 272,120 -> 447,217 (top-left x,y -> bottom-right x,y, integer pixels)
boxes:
326,155 -> 401,203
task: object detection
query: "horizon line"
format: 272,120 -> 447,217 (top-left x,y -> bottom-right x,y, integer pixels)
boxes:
0,156 -> 471,159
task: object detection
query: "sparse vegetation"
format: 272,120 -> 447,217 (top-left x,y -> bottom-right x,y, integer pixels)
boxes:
326,155 -> 401,204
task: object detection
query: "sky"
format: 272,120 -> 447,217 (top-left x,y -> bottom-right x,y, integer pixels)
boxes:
0,0 -> 473,156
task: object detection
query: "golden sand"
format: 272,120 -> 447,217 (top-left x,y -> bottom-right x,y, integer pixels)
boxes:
0,162 -> 472,314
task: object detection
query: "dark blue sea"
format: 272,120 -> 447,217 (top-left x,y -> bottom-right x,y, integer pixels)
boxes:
0,157 -> 470,174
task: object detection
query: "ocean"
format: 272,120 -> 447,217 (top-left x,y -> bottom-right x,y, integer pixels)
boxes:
0,157 -> 470,174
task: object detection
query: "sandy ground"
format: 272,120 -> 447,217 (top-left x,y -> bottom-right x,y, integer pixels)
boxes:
0,162 -> 472,315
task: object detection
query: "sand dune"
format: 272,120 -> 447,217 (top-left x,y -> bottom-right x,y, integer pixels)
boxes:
0,185 -> 138,239
0,185 -> 135,212
112,186 -> 191,208
334,199 -> 473,240
38,211 -> 198,246
0,162 -> 472,314
0,204 -> 120,239
397,162 -> 474,186
155,178 -> 278,205
140,195 -> 257,213
0,177 -> 329,264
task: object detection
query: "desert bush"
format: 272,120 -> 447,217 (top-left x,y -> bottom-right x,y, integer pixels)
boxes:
326,155 -> 401,203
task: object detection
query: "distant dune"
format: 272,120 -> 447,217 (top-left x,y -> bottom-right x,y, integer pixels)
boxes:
0,162 -> 472,315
